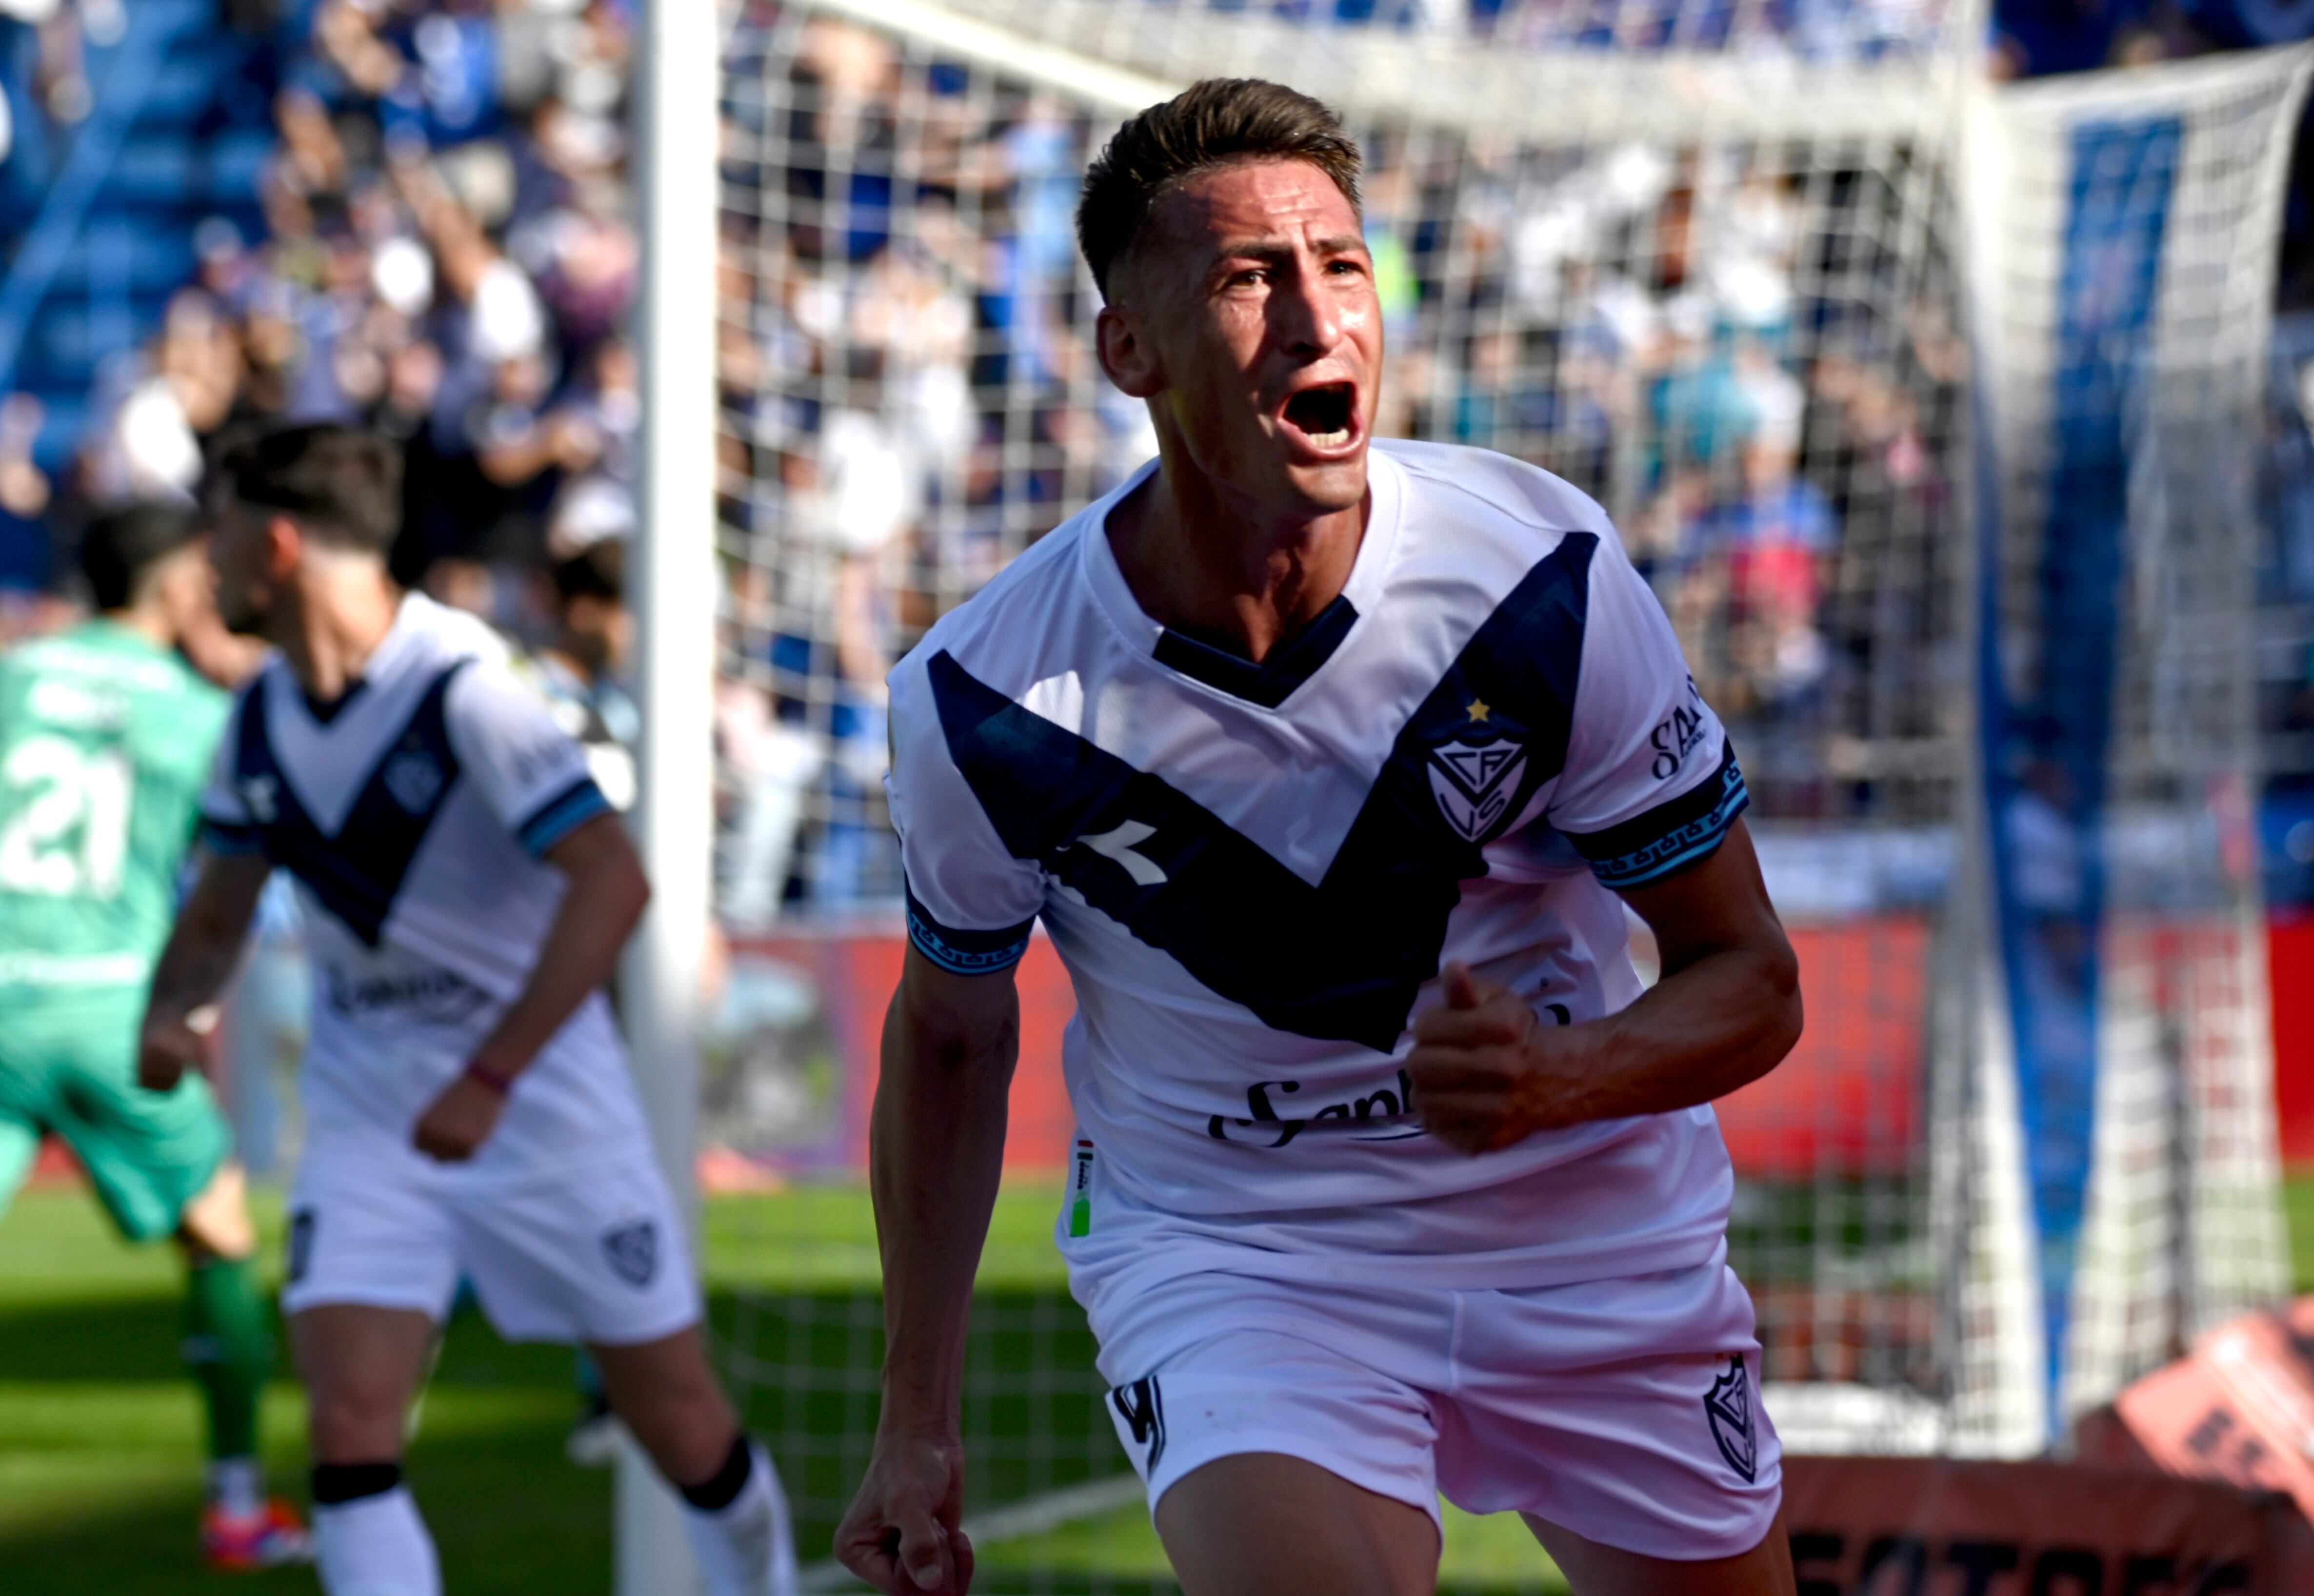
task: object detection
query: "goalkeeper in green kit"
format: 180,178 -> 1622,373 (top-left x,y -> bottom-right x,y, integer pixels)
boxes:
0,501 -> 309,1569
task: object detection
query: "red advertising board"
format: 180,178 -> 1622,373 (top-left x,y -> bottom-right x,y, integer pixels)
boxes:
1782,1454 -> 2314,1595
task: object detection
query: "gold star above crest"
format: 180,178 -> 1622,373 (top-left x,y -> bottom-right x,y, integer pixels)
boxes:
1466,698 -> 1491,722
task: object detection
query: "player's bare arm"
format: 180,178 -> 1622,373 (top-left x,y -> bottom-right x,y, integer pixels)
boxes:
411,810 -> 651,1162
835,949 -> 1021,1595
1409,815 -> 1799,1154
139,850 -> 272,1094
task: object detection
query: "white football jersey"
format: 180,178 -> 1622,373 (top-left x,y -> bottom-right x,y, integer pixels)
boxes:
889,439 -> 1751,1293
200,593 -> 650,1180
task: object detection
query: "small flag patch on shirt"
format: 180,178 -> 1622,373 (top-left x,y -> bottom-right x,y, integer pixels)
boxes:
1070,1141 -> 1095,1237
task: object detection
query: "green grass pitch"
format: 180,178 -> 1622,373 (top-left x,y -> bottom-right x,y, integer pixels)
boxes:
7,1179 -> 2314,1594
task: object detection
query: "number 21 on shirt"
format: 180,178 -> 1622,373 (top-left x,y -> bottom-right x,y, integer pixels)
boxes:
0,734 -> 133,898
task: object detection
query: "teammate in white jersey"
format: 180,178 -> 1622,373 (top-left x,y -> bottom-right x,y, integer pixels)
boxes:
136,424 -> 798,1596
837,82 -> 1803,1596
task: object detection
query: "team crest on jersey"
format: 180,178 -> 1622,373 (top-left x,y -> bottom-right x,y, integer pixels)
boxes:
382,748 -> 445,813
1703,1355 -> 1757,1482
239,774 -> 279,824
600,1220 -> 658,1288
1426,702 -> 1527,842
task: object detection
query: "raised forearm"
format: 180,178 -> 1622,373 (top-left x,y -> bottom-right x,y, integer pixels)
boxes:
1546,942 -> 1801,1125
469,818 -> 649,1082
146,856 -> 267,1025
872,974 -> 1018,1433
1411,819 -> 1801,1153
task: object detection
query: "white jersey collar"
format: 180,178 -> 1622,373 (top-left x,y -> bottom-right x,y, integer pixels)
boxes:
1078,445 -> 1408,668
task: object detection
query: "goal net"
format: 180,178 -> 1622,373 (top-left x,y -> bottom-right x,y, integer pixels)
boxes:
699,0 -> 2303,1580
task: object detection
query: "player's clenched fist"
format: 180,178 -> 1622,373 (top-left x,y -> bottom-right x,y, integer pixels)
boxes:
412,1070 -> 508,1162
836,1433 -> 975,1594
137,1006 -> 216,1093
1408,962 -> 1590,1154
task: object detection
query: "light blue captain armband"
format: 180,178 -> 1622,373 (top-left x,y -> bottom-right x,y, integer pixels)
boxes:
904,882 -> 1034,976
1565,741 -> 1750,891
514,776 -> 614,857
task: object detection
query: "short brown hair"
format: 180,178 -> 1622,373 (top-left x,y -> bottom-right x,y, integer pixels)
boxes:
216,423 -> 402,554
1076,79 -> 1361,298
79,500 -> 202,611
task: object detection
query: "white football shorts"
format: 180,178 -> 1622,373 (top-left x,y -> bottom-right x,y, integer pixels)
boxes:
280,1126 -> 699,1346
1086,1246 -> 1780,1562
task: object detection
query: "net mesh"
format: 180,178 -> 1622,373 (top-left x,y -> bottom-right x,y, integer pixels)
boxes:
1959,49 -> 2306,1451
700,0 -> 2300,1580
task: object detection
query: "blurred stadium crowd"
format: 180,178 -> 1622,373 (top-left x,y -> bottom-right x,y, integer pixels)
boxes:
0,0 -> 639,628
3,0 -> 2314,925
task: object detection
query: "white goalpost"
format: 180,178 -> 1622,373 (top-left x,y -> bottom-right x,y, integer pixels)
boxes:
635,0 -> 2309,1585
621,0 -> 722,1589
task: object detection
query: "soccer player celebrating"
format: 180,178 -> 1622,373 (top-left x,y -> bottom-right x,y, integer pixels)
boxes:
838,81 -> 1803,1596
138,424 -> 798,1596
0,501 -> 306,1570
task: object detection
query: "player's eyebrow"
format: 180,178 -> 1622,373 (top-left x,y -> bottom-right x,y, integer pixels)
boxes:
1208,234 -> 1371,268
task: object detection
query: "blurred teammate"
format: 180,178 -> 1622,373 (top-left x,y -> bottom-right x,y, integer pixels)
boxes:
0,501 -> 308,1569
839,82 -> 1802,1596
139,424 -> 798,1596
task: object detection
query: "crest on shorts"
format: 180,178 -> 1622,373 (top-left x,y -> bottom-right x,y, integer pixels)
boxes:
382,748 -> 445,813
600,1219 -> 658,1288
1426,704 -> 1528,843
1703,1356 -> 1757,1483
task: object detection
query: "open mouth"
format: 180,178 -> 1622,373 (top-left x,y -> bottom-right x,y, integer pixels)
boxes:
1281,382 -> 1357,451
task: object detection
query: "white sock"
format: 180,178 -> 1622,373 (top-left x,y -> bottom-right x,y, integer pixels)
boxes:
680,1441 -> 799,1596
314,1486 -> 441,1596
206,1455 -> 263,1518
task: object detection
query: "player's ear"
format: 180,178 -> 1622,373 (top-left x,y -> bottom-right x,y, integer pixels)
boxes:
1096,300 -> 1163,400
263,514 -> 303,577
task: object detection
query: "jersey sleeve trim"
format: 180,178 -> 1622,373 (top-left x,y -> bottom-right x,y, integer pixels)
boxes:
904,882 -> 1033,977
1563,740 -> 1749,890
514,776 -> 613,857
198,818 -> 268,857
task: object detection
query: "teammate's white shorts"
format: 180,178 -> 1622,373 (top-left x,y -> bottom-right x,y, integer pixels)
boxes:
281,1128 -> 699,1346
1086,1247 -> 1779,1562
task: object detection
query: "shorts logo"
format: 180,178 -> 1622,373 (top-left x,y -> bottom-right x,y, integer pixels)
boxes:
286,1210 -> 315,1284
382,749 -> 445,814
1427,701 -> 1527,843
600,1220 -> 658,1289
1703,1355 -> 1757,1483
1110,1377 -> 1166,1472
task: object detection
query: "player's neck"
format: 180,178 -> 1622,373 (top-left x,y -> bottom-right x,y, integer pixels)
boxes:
275,565 -> 402,704
1109,450 -> 1367,665
100,604 -> 174,651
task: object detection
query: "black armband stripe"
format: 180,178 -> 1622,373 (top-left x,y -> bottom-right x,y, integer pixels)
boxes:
904,882 -> 1033,976
1565,740 -> 1749,890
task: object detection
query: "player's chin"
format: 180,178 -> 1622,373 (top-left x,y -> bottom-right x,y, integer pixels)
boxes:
1265,434 -> 1368,517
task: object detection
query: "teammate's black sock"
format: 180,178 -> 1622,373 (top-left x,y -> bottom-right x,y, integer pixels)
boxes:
678,1433 -> 754,1512
312,1461 -> 404,1505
